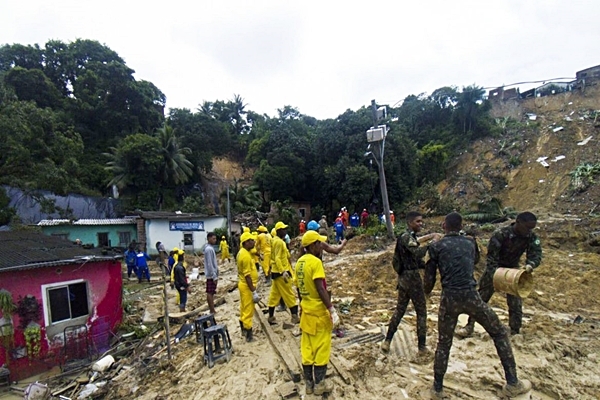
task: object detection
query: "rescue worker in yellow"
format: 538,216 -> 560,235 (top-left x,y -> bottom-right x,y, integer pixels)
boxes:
170,248 -> 185,305
267,221 -> 300,324
296,230 -> 340,396
237,232 -> 261,342
219,236 -> 230,263
255,225 -> 272,285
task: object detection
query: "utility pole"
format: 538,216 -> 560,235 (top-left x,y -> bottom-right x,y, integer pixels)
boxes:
226,184 -> 232,241
367,99 -> 395,239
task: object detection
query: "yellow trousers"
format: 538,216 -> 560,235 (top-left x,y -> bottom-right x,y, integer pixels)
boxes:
267,276 -> 297,308
261,252 -> 271,275
300,310 -> 332,365
238,282 -> 255,330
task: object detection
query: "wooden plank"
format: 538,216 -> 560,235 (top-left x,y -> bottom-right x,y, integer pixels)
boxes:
276,381 -> 299,398
329,353 -> 353,385
159,297 -> 226,323
254,303 -> 302,383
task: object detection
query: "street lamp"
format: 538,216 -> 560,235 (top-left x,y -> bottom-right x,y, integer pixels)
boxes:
366,100 -> 394,239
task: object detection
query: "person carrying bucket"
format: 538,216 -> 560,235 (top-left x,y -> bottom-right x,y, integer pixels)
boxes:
456,211 -> 542,338
424,212 -> 532,399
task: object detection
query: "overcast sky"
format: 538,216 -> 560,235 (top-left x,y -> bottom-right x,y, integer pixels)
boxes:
2,1 -> 599,120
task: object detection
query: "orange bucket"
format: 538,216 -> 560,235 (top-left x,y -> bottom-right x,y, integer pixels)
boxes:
493,267 -> 533,298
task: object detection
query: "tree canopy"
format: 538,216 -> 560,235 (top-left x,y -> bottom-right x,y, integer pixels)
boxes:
0,38 -> 498,221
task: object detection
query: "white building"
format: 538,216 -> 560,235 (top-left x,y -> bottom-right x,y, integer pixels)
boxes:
137,211 -> 227,255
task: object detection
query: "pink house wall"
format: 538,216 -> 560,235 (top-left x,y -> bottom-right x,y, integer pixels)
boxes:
0,259 -> 123,380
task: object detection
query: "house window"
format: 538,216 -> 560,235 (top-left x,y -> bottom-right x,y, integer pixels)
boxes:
298,208 -> 306,218
51,233 -> 70,240
97,232 -> 109,247
47,282 -> 89,324
183,233 -> 193,246
118,232 -> 131,247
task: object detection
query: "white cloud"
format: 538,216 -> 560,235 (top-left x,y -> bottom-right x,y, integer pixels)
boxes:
1,1 -> 600,119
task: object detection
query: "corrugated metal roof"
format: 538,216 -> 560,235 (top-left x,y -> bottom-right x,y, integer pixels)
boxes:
138,211 -> 223,220
0,231 -> 121,272
37,218 -> 136,226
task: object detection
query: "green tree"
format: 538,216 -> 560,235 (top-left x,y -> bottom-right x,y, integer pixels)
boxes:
104,133 -> 162,194
156,124 -> 193,186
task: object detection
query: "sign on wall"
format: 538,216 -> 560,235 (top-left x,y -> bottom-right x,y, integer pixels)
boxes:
169,221 -> 204,231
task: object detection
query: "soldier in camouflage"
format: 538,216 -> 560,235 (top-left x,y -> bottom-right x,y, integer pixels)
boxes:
456,211 -> 542,338
380,211 -> 441,355
425,212 -> 531,399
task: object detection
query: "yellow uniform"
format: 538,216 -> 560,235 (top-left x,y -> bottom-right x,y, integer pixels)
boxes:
296,253 -> 332,366
219,239 -> 230,261
256,232 -> 272,275
267,235 -> 297,308
237,247 -> 259,330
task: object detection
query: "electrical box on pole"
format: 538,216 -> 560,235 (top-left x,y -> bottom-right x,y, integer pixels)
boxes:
366,125 -> 388,142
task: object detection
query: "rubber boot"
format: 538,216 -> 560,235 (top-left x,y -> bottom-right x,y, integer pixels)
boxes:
302,365 -> 314,395
246,327 -> 253,342
381,340 -> 391,353
313,365 -> 333,395
502,379 -> 532,397
239,320 -> 246,338
455,321 -> 474,338
430,386 -> 448,400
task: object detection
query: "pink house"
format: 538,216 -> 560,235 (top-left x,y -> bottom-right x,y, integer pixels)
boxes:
0,231 -> 123,381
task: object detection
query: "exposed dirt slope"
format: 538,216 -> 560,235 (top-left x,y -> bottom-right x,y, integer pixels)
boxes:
442,85 -> 600,219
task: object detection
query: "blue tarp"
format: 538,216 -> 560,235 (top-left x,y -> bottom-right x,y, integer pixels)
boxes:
4,186 -> 120,224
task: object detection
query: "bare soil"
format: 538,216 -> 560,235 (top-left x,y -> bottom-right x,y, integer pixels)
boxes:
97,87 -> 600,400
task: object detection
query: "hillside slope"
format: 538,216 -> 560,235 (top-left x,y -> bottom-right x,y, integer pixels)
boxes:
441,85 -> 600,219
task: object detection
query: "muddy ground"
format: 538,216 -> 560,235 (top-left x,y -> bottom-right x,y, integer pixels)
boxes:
96,217 -> 600,400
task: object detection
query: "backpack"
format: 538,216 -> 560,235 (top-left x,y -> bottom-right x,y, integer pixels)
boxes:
125,250 -> 137,267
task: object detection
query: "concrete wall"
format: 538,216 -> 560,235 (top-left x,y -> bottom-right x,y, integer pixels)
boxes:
41,224 -> 137,247
0,259 -> 123,380
145,216 -> 227,255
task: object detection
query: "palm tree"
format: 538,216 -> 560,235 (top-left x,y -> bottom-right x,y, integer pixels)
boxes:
464,197 -> 517,223
104,146 -> 130,190
221,180 -> 262,213
228,94 -> 248,135
155,124 -> 193,186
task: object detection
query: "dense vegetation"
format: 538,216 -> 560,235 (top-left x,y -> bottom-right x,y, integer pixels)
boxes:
0,39 -> 499,220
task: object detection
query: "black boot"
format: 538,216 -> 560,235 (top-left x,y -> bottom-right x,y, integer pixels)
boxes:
239,320 -> 246,338
303,365 -> 314,394
246,327 -> 253,342
313,365 -> 333,395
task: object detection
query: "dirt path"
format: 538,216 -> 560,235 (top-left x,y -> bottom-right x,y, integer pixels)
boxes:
104,232 -> 600,400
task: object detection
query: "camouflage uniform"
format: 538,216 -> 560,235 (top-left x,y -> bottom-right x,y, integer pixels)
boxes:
425,232 -> 519,392
467,223 -> 542,333
385,230 -> 428,349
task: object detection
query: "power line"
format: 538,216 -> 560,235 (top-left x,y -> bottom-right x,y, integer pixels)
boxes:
388,76 -> 576,108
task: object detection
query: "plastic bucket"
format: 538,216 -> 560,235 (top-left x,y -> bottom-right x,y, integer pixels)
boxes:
493,267 -> 533,298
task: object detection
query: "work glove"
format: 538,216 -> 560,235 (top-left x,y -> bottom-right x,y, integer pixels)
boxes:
282,271 -> 291,283
328,306 -> 340,328
252,291 -> 261,303
521,264 -> 534,273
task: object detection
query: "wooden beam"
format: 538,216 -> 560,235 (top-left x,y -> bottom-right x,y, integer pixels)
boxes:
159,297 -> 226,324
254,304 -> 302,383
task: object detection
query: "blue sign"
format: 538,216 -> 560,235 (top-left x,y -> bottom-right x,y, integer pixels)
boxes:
169,221 -> 204,231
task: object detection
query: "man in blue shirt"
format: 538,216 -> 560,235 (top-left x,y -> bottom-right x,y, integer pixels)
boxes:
350,212 -> 360,228
124,244 -> 138,279
136,247 -> 152,283
333,219 -> 345,244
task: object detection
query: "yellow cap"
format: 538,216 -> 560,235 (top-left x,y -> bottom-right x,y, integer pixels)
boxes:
243,226 -> 250,233
241,232 -> 255,244
221,236 -> 225,239
178,249 -> 185,255
172,247 -> 180,252
257,225 -> 268,233
301,230 -> 328,247
275,221 -> 288,230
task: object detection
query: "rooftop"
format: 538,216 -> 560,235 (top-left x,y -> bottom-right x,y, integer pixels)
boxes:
0,231 -> 120,272
37,218 -> 137,226
138,211 -> 223,220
